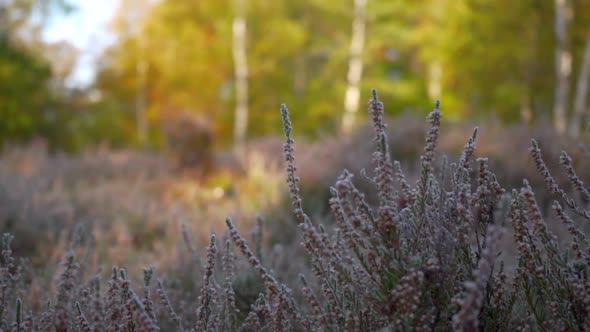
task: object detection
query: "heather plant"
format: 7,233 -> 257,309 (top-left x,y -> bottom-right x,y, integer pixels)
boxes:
0,139 -> 284,276
228,89 -> 589,330
0,90 -> 589,331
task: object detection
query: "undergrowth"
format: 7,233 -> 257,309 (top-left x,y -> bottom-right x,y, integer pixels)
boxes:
0,90 -> 589,331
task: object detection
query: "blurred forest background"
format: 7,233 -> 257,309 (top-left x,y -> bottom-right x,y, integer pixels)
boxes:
2,0 -> 590,151
2,0 -> 590,274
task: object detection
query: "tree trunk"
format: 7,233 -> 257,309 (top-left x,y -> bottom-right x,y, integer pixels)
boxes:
569,25 -> 590,137
232,0 -> 248,153
553,0 -> 572,134
341,0 -> 368,133
136,37 -> 148,146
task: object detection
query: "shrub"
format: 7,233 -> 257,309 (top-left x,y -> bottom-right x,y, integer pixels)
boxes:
163,113 -> 215,171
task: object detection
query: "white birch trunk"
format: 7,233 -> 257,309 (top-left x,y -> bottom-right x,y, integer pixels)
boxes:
569,25 -> 590,137
341,0 -> 368,133
136,36 -> 148,146
553,0 -> 572,134
232,0 -> 248,152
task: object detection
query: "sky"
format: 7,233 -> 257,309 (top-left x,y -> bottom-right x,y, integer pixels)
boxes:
42,0 -> 120,87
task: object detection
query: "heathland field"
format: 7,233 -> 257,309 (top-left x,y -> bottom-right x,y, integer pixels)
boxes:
1,94 -> 590,330
3,0 -> 590,330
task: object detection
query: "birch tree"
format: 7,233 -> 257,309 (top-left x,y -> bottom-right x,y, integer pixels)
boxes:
341,0 -> 368,133
569,25 -> 590,137
553,0 -> 572,134
135,43 -> 148,145
232,0 -> 249,152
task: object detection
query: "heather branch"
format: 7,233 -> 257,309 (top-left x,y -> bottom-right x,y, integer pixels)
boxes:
14,298 -> 22,332
156,280 -> 183,331
394,161 -> 414,207
280,104 -> 308,224
552,201 -> 590,263
453,225 -> 503,332
222,240 -> 238,331
368,89 -> 396,210
559,151 -> 590,201
459,127 -> 478,172
530,139 -> 590,220
195,234 -> 217,331
225,218 -> 309,329
75,302 -> 92,332
299,274 -> 327,329
412,101 -> 442,247
128,289 -> 159,332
